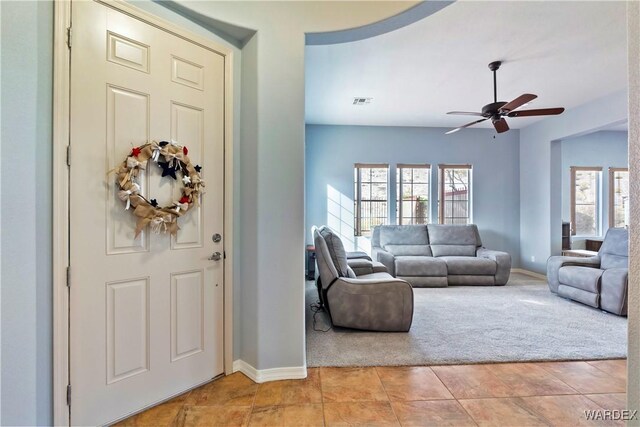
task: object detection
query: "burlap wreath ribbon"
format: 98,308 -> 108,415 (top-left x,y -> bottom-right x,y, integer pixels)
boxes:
113,141 -> 205,237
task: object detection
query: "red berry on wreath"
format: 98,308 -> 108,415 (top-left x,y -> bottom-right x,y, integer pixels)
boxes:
131,147 -> 142,157
179,196 -> 190,204
183,146 -> 188,155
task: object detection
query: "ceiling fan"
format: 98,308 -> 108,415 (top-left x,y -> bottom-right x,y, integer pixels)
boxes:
445,61 -> 565,135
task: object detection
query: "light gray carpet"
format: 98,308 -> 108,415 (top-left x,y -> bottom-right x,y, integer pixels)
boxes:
306,273 -> 627,367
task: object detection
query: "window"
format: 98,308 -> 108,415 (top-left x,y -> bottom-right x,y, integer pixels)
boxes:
354,164 -> 388,236
570,166 -> 602,236
438,165 -> 472,224
609,167 -> 629,228
397,164 -> 430,225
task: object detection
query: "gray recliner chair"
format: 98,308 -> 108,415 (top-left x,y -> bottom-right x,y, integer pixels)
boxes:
547,227 -> 628,316
313,226 -> 414,332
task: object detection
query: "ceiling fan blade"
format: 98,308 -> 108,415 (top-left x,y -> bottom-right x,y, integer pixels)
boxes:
493,118 -> 510,133
508,107 -> 565,117
445,118 -> 487,135
499,93 -> 537,113
446,111 -> 484,116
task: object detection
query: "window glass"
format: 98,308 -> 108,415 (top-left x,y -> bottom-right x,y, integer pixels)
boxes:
439,166 -> 471,224
397,165 -> 430,225
354,165 -> 388,236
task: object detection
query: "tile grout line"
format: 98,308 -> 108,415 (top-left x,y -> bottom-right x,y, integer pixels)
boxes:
534,361 -> 625,395
247,375 -> 260,426
319,368 -> 327,427
173,391 -> 190,426
585,359 -> 627,377
428,367 -> 479,426
374,366 -> 402,426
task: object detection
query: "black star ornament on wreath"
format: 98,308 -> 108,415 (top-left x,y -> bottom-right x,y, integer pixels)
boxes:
112,140 -> 204,236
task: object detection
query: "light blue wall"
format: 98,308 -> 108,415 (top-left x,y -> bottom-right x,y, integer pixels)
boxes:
519,90 -> 627,273
1,1 -> 53,425
305,125 -> 522,264
559,130 -> 628,244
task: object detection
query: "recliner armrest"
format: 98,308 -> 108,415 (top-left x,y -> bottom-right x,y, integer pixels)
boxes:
477,248 -> 512,285
374,248 -> 396,277
347,258 -> 390,276
347,258 -> 375,276
346,251 -> 372,261
546,255 -> 601,293
327,276 -> 413,331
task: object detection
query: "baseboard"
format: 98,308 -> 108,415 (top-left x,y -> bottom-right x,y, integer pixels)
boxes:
512,268 -> 547,280
232,359 -> 307,383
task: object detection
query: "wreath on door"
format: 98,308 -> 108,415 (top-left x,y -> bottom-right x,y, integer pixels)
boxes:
113,140 -> 205,236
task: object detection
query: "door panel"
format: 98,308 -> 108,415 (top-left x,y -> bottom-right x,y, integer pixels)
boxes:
106,85 -> 150,253
171,270 -> 205,361
70,2 -> 225,425
106,278 -> 150,384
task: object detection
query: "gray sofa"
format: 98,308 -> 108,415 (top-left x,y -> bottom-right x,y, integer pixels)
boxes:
314,226 -> 414,331
371,224 -> 511,287
547,227 -> 628,316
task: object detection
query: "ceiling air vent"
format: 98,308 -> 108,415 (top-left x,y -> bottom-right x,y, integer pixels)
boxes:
352,97 -> 372,105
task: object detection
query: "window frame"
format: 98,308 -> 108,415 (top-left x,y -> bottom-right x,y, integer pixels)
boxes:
438,164 -> 472,225
608,167 -> 629,228
397,163 -> 431,225
569,166 -> 603,236
354,163 -> 389,237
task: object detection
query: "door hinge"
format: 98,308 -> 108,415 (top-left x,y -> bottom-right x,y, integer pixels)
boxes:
66,266 -> 71,288
66,384 -> 72,406
66,145 -> 71,167
66,26 -> 72,49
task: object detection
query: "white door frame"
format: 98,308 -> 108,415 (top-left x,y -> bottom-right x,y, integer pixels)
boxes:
52,1 -> 235,424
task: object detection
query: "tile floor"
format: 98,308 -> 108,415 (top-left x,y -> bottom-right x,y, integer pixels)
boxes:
114,359 -> 627,426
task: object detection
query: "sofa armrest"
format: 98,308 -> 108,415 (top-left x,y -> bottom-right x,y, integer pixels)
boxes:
477,248 -> 512,285
600,268 -> 628,316
546,255 -> 601,293
327,277 -> 413,331
347,258 -> 374,276
375,249 -> 396,277
346,251 -> 372,261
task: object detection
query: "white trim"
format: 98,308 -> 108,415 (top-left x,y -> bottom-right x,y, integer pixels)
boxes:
511,268 -> 547,281
53,1 -> 235,424
53,1 -> 71,425
232,360 -> 308,384
223,49 -> 235,377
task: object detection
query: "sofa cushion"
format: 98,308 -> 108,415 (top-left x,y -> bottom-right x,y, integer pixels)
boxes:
319,227 -> 349,277
427,224 -> 481,257
558,266 -> 603,293
380,225 -> 429,247
395,256 -> 447,277
384,244 -> 432,257
431,245 -> 477,257
440,256 -> 497,275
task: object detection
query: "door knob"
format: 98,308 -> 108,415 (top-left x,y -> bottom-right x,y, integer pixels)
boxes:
208,251 -> 222,261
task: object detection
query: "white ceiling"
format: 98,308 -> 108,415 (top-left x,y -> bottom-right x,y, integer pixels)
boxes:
305,1 -> 628,130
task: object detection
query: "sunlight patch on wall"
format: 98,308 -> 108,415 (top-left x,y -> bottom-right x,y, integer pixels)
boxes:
327,185 -> 370,253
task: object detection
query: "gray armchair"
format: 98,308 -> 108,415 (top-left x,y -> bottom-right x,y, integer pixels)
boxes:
547,227 -> 628,316
313,226 -> 414,331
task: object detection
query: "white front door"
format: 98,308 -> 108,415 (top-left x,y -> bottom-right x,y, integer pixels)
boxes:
69,2 -> 225,424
